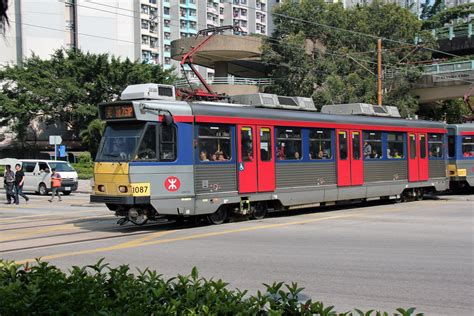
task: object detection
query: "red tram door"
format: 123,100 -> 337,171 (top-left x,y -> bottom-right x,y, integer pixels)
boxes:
237,125 -> 275,193
336,130 -> 363,186
408,133 -> 428,182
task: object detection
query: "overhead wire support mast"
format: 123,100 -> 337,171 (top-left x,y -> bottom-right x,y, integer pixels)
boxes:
178,25 -> 242,101
377,38 -> 383,106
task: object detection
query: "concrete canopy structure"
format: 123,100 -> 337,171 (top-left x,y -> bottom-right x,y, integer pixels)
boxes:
171,34 -> 268,77
170,34 -> 274,95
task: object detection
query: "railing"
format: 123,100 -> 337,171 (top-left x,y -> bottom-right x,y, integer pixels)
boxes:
174,77 -> 274,88
431,22 -> 472,40
423,60 -> 474,74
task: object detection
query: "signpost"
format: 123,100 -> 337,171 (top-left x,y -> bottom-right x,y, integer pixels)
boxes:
49,135 -> 62,161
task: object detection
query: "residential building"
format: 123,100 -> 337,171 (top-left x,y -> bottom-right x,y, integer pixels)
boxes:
0,0 -> 137,67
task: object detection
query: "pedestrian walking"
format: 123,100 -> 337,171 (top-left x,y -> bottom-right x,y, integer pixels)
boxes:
14,163 -> 29,204
3,165 -> 17,204
48,168 -> 62,202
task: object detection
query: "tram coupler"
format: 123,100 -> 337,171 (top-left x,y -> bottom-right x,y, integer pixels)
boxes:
239,198 -> 251,215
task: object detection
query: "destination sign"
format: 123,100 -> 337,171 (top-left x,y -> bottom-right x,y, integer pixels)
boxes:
103,104 -> 135,119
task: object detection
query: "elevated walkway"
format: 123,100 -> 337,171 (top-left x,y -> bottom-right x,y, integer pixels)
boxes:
411,60 -> 473,103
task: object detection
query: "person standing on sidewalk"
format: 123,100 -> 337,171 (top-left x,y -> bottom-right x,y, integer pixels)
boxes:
3,165 -> 17,204
14,164 -> 29,204
49,168 -> 62,202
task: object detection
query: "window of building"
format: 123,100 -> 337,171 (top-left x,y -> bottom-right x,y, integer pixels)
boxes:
462,136 -> 474,157
164,32 -> 171,40
277,128 -> 301,160
198,125 -> 232,162
165,57 -> 171,64
141,35 -> 149,45
309,129 -> 332,160
428,134 -> 444,158
420,134 -> 427,159
363,131 -> 382,159
164,7 -> 170,15
164,19 -> 170,27
141,4 -> 149,14
387,133 -> 405,159
189,9 -> 196,16
448,135 -> 455,158
141,20 -> 149,30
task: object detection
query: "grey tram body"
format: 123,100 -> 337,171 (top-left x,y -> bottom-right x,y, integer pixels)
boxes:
100,99 -> 449,218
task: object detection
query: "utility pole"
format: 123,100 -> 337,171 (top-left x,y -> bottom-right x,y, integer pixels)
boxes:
377,38 -> 382,106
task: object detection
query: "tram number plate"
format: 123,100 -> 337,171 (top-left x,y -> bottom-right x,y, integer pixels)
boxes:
130,183 -> 150,196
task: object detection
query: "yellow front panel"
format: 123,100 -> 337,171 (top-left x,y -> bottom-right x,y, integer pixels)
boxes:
94,162 -> 130,195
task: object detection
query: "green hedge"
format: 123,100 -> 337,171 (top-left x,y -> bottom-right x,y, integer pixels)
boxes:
0,259 -> 422,315
71,152 -> 94,180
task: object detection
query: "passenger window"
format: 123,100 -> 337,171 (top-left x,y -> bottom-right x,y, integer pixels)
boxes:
198,124 -> 231,162
462,136 -> 474,157
159,124 -> 176,161
259,127 -> 272,162
363,131 -> 382,159
277,128 -> 302,160
309,129 -> 332,160
38,162 -> 49,172
387,133 -> 405,159
352,131 -> 361,160
338,132 -> 348,160
241,127 -> 253,162
448,135 -> 455,158
136,125 -> 157,160
428,134 -> 444,158
23,162 -> 36,173
409,134 -> 416,159
420,135 -> 427,159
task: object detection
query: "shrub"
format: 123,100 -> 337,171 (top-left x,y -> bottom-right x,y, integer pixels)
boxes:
0,259 -> 423,315
72,152 -> 94,180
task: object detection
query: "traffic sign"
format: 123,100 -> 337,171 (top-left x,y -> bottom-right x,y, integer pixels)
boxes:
58,145 -> 67,158
49,135 -> 62,145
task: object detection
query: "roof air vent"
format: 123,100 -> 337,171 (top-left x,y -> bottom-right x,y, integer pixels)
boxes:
121,83 -> 176,101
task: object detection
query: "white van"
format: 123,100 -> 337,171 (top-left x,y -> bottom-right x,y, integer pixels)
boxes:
20,160 -> 79,195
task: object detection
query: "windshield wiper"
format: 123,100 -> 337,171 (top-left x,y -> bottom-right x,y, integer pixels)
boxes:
103,153 -> 119,158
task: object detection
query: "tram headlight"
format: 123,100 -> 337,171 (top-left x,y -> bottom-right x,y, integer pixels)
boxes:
118,185 -> 128,193
98,185 -> 105,192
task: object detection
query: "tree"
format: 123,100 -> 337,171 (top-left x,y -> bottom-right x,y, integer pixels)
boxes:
262,0 -> 436,116
0,49 -> 176,145
79,119 -> 105,159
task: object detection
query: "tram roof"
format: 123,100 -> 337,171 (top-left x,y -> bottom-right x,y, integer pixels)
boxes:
190,102 -> 446,130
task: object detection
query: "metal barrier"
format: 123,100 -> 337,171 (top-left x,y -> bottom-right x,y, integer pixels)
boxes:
430,22 -> 472,40
423,60 -> 474,74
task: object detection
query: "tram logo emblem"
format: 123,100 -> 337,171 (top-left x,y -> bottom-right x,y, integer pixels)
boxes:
239,162 -> 244,171
164,176 -> 181,192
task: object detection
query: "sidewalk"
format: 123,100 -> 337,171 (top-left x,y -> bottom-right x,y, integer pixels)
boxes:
77,179 -> 92,194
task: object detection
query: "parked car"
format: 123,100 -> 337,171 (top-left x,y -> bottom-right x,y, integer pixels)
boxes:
20,159 -> 79,195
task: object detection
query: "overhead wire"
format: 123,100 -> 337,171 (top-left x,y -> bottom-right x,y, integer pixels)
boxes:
9,1 -> 473,85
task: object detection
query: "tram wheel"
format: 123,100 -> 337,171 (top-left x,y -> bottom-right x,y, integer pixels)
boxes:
251,203 -> 267,220
208,207 -> 228,225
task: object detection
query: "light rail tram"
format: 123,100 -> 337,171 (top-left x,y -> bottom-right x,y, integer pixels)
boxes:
91,83 -> 457,225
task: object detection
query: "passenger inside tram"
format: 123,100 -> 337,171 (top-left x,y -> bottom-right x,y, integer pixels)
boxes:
200,151 -> 209,161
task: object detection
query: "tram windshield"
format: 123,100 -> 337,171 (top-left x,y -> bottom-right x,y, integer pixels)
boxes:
96,123 -> 144,161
